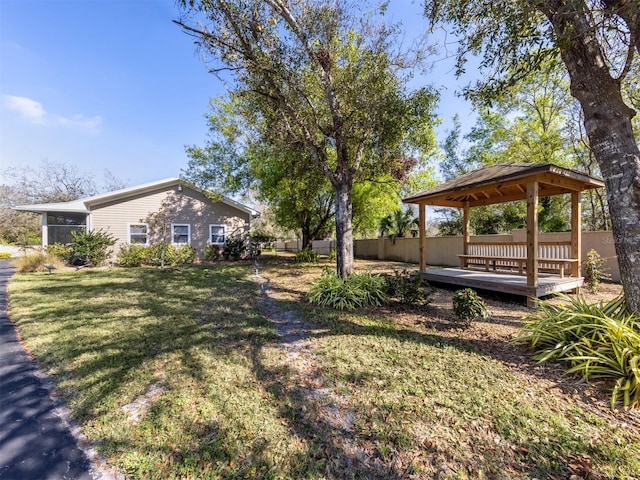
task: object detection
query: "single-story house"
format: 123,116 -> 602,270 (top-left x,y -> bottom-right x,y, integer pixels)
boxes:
14,178 -> 257,259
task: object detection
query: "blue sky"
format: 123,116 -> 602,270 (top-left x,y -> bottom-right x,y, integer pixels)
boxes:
0,0 -> 477,189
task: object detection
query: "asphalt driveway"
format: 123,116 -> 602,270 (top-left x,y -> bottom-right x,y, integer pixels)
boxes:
0,260 -> 116,480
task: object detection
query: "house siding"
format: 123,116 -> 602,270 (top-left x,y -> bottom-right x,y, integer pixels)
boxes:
89,185 -> 250,258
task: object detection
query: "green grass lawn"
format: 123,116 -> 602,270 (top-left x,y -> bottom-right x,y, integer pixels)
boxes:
8,259 -> 640,479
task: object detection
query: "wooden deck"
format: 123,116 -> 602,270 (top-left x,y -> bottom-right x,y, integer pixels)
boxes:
422,267 -> 583,298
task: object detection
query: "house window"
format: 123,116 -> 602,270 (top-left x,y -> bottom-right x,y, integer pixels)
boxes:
46,213 -> 87,244
128,223 -> 149,245
171,224 -> 191,245
209,224 -> 225,244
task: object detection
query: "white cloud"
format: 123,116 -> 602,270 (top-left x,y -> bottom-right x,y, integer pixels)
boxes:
2,95 -> 103,132
3,95 -> 45,122
56,113 -> 104,131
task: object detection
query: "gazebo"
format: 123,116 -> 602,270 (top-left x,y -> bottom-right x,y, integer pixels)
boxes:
403,163 -> 605,305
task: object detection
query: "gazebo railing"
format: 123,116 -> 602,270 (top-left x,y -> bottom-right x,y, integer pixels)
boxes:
467,241 -> 571,259
461,241 -> 577,276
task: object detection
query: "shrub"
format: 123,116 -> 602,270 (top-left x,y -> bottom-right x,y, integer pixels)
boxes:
513,295 -> 640,409
117,243 -> 197,268
251,231 -> 276,244
0,252 -> 11,259
116,244 -> 149,268
70,229 -> 115,266
328,247 -> 336,260
15,252 -> 64,273
452,288 -> 489,328
308,270 -> 388,310
176,244 -> 197,264
584,249 -> 611,293
384,269 -> 432,306
294,249 -> 319,263
204,244 -> 221,262
45,242 -> 73,262
222,236 -> 247,259
147,242 -> 178,267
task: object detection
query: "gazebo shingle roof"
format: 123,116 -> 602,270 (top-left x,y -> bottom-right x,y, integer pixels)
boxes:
403,163 -> 604,208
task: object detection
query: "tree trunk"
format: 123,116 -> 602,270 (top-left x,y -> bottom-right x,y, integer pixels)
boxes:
334,179 -> 354,278
587,189 -> 598,231
542,2 -> 640,312
597,189 -> 609,231
301,218 -> 312,251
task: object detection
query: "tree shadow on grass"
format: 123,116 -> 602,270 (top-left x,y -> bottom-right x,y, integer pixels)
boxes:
250,349 -> 406,479
11,267 -> 265,418
252,278 -> 640,479
95,412 -> 304,479
10,264 -> 638,478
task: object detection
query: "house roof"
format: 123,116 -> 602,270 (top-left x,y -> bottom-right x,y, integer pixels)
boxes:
14,178 -> 259,215
13,199 -> 89,214
403,163 -> 605,208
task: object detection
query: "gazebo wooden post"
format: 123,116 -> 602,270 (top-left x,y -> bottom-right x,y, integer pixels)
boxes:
462,201 -> 470,256
401,163 -> 605,302
571,191 -> 582,284
526,181 -> 539,307
419,203 -> 427,273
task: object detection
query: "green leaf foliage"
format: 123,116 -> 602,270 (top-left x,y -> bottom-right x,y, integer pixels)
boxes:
308,270 -> 388,310
222,236 -> 247,259
428,14 -> 610,234
178,0 -> 439,276
45,242 -> 74,263
379,207 -> 418,244
294,249 -> 319,263
116,243 -> 198,268
175,245 -> 197,264
584,249 -> 611,293
452,288 -> 490,328
513,295 -> 640,409
70,229 -> 115,266
116,245 -> 149,268
384,269 -> 433,306
203,244 -> 221,262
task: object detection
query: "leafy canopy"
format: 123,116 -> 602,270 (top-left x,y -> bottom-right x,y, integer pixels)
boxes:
177,0 -> 439,275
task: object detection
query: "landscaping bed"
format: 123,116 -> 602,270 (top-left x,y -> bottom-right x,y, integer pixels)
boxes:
7,258 -> 639,479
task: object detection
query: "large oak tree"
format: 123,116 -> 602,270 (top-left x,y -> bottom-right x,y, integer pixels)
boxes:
176,0 -> 437,276
425,0 -> 640,312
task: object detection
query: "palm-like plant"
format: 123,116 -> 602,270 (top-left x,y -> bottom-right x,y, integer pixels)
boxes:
513,294 -> 640,409
379,207 -> 418,244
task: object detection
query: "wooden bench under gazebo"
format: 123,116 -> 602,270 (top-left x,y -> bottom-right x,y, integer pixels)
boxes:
403,163 -> 605,305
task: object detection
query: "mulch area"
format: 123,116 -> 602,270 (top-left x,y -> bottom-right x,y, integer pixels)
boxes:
380,280 -> 640,433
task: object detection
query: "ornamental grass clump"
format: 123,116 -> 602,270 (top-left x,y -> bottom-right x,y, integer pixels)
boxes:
513,294 -> 640,409
15,252 -> 64,273
294,248 -> 319,263
308,270 -> 387,310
